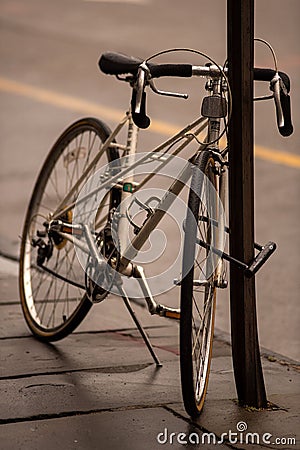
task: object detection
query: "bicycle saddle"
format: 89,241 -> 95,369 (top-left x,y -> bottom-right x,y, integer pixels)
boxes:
99,52 -> 143,76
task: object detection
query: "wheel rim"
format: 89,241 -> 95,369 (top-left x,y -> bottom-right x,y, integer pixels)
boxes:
181,154 -> 218,414
20,121 -> 119,333
191,280 -> 215,405
193,164 -> 216,405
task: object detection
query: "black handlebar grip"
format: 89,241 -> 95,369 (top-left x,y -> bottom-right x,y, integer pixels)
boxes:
278,90 -> 293,136
253,68 -> 291,92
131,90 -> 151,129
278,71 -> 291,93
254,68 -> 293,136
148,63 -> 193,79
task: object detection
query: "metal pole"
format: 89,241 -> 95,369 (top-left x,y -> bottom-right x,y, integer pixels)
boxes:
227,0 -> 267,408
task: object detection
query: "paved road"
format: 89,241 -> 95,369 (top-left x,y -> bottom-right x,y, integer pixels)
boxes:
0,256 -> 299,449
0,0 -> 299,361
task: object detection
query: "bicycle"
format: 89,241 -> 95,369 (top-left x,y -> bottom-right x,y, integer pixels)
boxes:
19,44 -> 293,417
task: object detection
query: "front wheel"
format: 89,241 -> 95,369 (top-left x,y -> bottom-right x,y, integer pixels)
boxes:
180,150 -> 218,416
19,118 -> 121,341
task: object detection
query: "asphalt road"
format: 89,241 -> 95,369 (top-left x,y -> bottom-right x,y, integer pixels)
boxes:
0,0 -> 299,360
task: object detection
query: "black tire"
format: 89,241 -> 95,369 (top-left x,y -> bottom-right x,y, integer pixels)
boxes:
180,150 -> 218,416
19,118 -> 121,341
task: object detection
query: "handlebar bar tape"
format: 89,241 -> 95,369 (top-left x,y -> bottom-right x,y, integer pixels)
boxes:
131,90 -> 151,129
99,52 -> 142,75
254,68 -> 293,136
148,63 -> 193,79
277,89 -> 293,136
254,68 -> 290,92
99,52 -> 192,79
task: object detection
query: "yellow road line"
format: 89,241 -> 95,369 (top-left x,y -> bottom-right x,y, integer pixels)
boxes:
0,77 -> 179,136
0,76 -> 299,169
255,145 -> 300,168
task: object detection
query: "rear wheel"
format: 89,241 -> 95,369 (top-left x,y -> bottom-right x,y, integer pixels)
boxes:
180,150 -> 218,416
19,118 -> 121,341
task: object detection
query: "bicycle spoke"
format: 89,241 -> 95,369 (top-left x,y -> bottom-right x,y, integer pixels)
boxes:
38,251 -> 60,322
20,118 -> 120,337
180,149 -> 218,416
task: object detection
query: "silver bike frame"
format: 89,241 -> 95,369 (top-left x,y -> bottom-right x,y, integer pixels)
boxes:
49,73 -> 227,303
52,113 -> 225,263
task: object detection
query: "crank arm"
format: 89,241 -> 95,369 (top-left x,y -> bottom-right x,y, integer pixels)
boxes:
133,265 -> 180,320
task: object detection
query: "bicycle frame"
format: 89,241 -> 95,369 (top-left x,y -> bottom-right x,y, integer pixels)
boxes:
44,63 -> 239,325
47,105 -> 228,318
51,113 -> 207,221
19,46 -> 292,412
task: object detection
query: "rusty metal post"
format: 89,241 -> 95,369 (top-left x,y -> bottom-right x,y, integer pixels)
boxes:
227,0 -> 267,407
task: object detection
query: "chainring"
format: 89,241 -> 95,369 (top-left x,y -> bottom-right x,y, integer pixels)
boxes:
85,223 -> 120,303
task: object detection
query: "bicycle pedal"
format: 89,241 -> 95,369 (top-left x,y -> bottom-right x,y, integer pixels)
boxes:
165,310 -> 180,320
156,304 -> 180,320
245,241 -> 276,277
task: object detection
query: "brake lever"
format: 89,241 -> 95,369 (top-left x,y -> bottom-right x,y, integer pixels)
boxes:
148,78 -> 189,99
270,73 -> 285,128
135,60 -> 189,110
131,63 -> 151,129
135,64 -> 147,114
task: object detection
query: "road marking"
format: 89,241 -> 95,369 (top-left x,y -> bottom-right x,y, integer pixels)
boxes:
0,76 -> 299,169
255,145 -> 300,168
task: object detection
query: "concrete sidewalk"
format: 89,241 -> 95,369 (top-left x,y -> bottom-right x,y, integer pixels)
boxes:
0,256 -> 299,450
